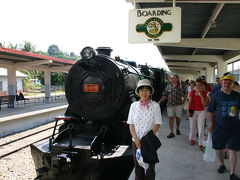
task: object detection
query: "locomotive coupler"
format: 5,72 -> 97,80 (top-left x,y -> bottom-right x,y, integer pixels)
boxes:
51,153 -> 71,175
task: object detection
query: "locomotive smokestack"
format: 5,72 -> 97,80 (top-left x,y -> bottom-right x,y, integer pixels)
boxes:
96,47 -> 113,56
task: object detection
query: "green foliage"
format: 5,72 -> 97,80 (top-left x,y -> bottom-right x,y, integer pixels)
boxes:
21,41 -> 35,52
47,44 -> 60,56
20,70 -> 44,84
8,43 -> 18,49
70,52 -> 75,56
51,72 -> 67,85
47,45 -> 80,61
1,41 -> 81,86
20,70 -> 43,92
0,42 -> 18,49
35,50 -> 49,56
19,70 -> 31,79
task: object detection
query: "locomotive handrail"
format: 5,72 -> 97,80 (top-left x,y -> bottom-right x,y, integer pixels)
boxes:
127,71 -> 153,79
52,116 -> 72,139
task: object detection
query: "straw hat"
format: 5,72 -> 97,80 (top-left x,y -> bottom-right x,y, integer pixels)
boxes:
135,79 -> 154,96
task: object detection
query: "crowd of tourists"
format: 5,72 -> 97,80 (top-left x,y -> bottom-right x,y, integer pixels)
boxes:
127,73 -> 240,180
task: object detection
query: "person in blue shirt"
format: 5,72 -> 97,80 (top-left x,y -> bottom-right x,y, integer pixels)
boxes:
209,77 -> 222,98
208,74 -> 240,180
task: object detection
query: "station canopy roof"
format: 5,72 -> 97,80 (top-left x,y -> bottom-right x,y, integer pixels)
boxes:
0,47 -> 75,72
126,0 -> 240,74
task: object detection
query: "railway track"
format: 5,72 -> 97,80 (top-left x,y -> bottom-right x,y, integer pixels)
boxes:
0,122 -> 63,159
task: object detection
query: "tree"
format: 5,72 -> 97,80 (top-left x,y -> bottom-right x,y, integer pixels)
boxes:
7,43 -> 18,49
35,50 -> 49,56
47,44 -> 60,56
70,52 -> 75,56
51,72 -> 67,85
21,41 -> 35,52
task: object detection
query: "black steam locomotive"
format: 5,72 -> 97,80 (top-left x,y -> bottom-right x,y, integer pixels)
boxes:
30,47 -> 167,180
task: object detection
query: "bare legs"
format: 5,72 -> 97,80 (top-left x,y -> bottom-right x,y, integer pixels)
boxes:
217,149 -> 238,174
229,150 -> 238,174
168,117 -> 181,132
168,117 -> 174,133
217,150 -> 225,166
176,117 -> 181,131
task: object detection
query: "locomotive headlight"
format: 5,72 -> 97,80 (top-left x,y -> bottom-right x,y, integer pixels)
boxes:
80,47 -> 96,60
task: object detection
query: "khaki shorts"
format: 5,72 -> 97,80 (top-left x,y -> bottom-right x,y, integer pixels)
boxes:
167,105 -> 183,118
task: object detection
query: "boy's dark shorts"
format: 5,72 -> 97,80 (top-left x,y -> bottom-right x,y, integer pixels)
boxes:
212,127 -> 240,151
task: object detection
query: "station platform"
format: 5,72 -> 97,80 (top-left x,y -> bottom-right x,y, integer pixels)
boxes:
129,110 -> 240,180
0,101 -> 68,137
0,100 -> 67,119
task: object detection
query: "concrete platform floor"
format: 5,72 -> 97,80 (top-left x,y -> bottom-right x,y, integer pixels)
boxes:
128,110 -> 240,180
0,101 -> 68,137
0,101 -> 68,118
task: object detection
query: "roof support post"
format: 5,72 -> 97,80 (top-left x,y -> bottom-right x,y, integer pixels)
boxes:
217,61 -> 227,77
7,67 -> 16,107
206,66 -> 214,83
44,70 -> 51,103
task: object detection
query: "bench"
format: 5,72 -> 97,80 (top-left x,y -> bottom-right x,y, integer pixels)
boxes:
0,95 -> 15,110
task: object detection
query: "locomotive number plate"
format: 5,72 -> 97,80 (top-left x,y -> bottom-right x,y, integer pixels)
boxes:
83,84 -> 99,92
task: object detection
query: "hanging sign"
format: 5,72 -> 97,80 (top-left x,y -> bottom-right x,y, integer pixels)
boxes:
129,7 -> 181,43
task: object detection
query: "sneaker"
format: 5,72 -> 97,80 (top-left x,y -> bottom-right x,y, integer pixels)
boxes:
176,129 -> 181,135
189,140 -> 196,145
218,165 -> 226,174
167,132 -> 175,138
199,145 -> 203,151
230,174 -> 240,180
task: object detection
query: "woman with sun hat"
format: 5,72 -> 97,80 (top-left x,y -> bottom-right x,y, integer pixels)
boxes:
127,79 -> 162,180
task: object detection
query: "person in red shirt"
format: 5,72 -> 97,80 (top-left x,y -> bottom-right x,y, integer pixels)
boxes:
187,79 -> 209,151
201,75 -> 212,94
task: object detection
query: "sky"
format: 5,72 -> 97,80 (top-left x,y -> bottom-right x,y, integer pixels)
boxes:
0,0 -> 168,69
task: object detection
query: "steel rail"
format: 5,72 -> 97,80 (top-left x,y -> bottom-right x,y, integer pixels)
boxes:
0,123 -> 63,159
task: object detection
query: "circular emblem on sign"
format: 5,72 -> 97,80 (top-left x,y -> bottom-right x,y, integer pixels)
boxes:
145,17 -> 164,38
136,17 -> 172,39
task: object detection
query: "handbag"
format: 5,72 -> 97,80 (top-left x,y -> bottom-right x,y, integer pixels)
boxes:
188,90 -> 195,117
188,109 -> 194,117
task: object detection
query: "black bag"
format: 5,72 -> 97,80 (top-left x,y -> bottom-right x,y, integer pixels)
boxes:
188,109 -> 194,117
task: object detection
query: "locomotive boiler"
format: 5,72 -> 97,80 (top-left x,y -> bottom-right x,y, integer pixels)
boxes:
30,47 -> 167,180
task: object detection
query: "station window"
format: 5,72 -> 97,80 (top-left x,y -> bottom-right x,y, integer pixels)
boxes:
231,60 -> 240,83
0,81 -> 2,90
233,61 -> 240,71
227,63 -> 233,72
214,68 -> 217,77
